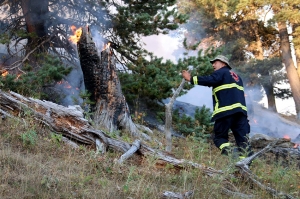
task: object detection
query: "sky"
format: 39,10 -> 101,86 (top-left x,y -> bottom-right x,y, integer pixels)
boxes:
142,34 -> 213,110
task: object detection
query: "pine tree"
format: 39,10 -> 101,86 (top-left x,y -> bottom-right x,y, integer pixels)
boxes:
0,0 -> 187,102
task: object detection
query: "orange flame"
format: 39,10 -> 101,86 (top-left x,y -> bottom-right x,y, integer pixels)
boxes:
64,81 -> 72,89
69,25 -> 82,44
283,135 -> 290,139
57,80 -> 72,89
283,135 -> 291,142
1,71 -> 8,77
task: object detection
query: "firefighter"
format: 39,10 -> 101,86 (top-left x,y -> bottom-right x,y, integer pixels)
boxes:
182,55 -> 253,159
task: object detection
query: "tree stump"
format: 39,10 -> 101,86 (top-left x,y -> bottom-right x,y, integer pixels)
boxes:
77,26 -> 144,138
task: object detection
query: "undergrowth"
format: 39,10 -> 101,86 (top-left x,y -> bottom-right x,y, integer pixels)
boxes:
0,117 -> 299,199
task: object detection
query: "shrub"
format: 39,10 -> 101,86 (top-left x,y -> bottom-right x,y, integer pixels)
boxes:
173,105 -> 213,138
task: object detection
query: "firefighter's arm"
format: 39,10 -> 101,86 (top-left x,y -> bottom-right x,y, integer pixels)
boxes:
190,71 -> 223,86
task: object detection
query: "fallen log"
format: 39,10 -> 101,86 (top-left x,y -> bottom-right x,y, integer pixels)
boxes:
0,89 -> 222,176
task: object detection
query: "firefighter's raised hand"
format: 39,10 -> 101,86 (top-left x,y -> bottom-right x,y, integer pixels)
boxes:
182,70 -> 191,82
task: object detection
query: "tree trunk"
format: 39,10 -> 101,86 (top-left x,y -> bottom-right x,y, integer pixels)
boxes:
20,0 -> 50,63
292,24 -> 300,78
262,84 -> 277,112
253,21 -> 278,112
77,26 -> 145,138
278,21 -> 300,120
295,47 -> 300,78
253,21 -> 264,60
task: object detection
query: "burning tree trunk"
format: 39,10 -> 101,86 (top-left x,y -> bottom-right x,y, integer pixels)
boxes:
77,26 -> 148,139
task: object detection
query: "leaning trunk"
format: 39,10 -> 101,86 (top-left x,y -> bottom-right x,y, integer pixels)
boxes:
77,26 -> 141,137
295,47 -> 300,78
278,21 -> 300,120
292,24 -> 300,78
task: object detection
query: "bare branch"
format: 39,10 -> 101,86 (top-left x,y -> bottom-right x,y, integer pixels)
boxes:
235,141 -> 296,199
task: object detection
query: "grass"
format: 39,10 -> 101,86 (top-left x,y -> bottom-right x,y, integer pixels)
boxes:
0,117 -> 299,199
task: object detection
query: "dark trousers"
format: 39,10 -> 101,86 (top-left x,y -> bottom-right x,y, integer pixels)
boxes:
213,112 -> 252,154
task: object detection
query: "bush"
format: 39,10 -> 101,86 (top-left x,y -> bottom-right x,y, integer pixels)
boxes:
173,105 -> 213,138
21,129 -> 38,146
0,54 -> 71,99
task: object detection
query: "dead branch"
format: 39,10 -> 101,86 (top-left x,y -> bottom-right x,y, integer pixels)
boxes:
118,139 -> 141,164
62,136 -> 79,149
0,108 -> 13,118
220,187 -> 254,198
8,37 -> 52,72
165,72 -> 190,152
235,141 -> 296,199
162,190 -> 193,199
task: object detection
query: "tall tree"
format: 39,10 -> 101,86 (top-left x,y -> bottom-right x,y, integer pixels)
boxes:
271,2 -> 300,119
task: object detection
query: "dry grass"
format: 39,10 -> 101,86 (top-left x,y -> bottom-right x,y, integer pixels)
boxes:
0,117 -> 299,199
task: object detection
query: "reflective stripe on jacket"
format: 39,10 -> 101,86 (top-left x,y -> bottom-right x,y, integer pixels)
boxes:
190,67 -> 247,121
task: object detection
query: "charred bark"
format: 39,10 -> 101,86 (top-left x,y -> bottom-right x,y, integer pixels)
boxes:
77,26 -> 147,139
20,0 -> 50,60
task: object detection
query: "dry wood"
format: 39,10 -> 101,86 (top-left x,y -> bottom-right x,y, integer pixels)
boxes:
118,139 -> 141,164
8,37 -> 52,72
162,190 -> 193,199
165,76 -> 188,152
235,141 -> 296,199
0,89 -> 222,176
62,136 -> 79,149
220,187 -> 254,198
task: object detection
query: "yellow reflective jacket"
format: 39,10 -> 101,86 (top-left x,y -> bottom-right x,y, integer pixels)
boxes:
191,67 -> 247,121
